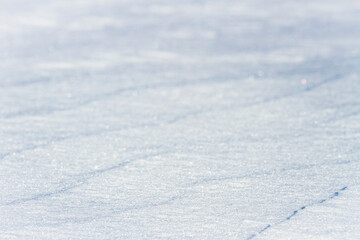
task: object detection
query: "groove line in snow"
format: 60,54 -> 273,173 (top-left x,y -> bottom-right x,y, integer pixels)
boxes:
2,73 -> 344,120
3,151 -> 169,206
0,74 -> 347,162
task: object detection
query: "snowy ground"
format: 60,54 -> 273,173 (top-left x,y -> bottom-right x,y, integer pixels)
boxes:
1,0 -> 360,239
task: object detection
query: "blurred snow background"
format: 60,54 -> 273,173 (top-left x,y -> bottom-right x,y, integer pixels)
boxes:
0,0 -> 359,239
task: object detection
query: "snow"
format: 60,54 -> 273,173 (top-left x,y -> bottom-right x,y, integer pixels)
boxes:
1,0 -> 360,239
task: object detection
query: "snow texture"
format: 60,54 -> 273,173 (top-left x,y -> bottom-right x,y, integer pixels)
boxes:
1,0 -> 360,239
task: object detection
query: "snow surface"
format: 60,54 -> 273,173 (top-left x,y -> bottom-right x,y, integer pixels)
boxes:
1,0 -> 360,239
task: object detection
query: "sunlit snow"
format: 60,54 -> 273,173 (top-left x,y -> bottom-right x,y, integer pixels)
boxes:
1,0 -> 360,239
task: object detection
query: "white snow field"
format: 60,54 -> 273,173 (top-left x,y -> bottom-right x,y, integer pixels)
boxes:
1,0 -> 360,239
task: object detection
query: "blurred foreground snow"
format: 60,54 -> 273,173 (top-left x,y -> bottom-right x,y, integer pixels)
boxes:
0,0 -> 360,239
